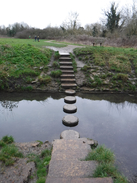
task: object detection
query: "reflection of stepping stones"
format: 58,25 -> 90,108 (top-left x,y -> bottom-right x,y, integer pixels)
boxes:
64,96 -> 76,104
63,104 -> 77,113
62,115 -> 79,126
60,130 -> 80,139
65,89 -> 76,95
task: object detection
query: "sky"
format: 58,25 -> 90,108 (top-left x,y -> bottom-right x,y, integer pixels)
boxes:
0,0 -> 134,29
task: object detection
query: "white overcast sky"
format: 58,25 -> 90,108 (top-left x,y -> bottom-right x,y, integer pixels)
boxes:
0,0 -> 134,29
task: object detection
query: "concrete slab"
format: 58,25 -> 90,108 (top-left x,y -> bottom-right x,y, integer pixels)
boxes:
61,74 -> 75,78
47,160 -> 98,178
61,84 -> 77,89
61,79 -> 76,83
51,138 -> 91,161
46,177 -> 113,183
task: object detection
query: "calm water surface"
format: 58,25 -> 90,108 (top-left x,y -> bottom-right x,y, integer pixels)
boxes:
0,92 -> 137,181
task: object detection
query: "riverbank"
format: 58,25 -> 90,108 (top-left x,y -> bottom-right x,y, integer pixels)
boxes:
0,42 -> 137,93
0,135 -> 129,183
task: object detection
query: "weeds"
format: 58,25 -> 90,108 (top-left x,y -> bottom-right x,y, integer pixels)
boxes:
28,149 -> 52,183
85,145 -> 128,183
52,61 -> 59,68
54,51 -> 60,59
112,74 -> 128,82
70,53 -> 77,72
38,75 -> 51,84
0,135 -> 23,166
51,70 -> 62,78
73,46 -> 136,73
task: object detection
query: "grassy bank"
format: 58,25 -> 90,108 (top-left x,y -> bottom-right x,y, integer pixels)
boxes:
74,46 -> 137,92
85,145 -> 128,183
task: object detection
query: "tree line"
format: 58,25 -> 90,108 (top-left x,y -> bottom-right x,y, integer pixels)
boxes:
0,2 -> 137,41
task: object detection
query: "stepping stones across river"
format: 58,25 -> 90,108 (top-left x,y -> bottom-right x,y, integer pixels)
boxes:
62,115 -> 79,127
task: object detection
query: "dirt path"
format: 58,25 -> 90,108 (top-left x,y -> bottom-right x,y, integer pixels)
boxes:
45,40 -> 85,53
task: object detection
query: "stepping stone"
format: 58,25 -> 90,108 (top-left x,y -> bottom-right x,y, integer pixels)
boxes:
60,130 -> 80,139
46,177 -> 113,183
64,96 -> 76,104
62,115 -> 79,126
65,89 -> 76,95
63,104 -> 77,113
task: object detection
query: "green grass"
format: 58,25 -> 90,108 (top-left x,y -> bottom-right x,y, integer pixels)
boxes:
52,61 -> 59,68
38,75 -> 51,84
70,53 -> 77,72
73,46 -> 137,73
85,145 -> 128,183
51,70 -> 62,78
0,38 -> 67,48
0,43 -> 53,90
27,149 -> 52,183
0,135 -> 23,166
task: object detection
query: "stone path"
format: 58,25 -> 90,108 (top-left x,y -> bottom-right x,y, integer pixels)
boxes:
45,53 -> 113,183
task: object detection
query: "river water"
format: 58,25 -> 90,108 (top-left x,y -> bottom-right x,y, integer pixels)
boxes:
0,92 -> 137,181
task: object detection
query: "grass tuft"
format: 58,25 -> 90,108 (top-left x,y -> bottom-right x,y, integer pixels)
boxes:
85,145 -> 128,183
51,70 -> 62,78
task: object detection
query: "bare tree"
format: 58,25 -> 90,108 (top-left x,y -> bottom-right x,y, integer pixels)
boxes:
61,11 -> 81,30
122,0 -> 137,36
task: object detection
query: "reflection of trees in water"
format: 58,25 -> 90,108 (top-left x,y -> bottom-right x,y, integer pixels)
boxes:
108,101 -> 137,112
0,101 -> 18,111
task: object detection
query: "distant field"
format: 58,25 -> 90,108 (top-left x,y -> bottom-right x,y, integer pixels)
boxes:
0,38 -> 67,48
